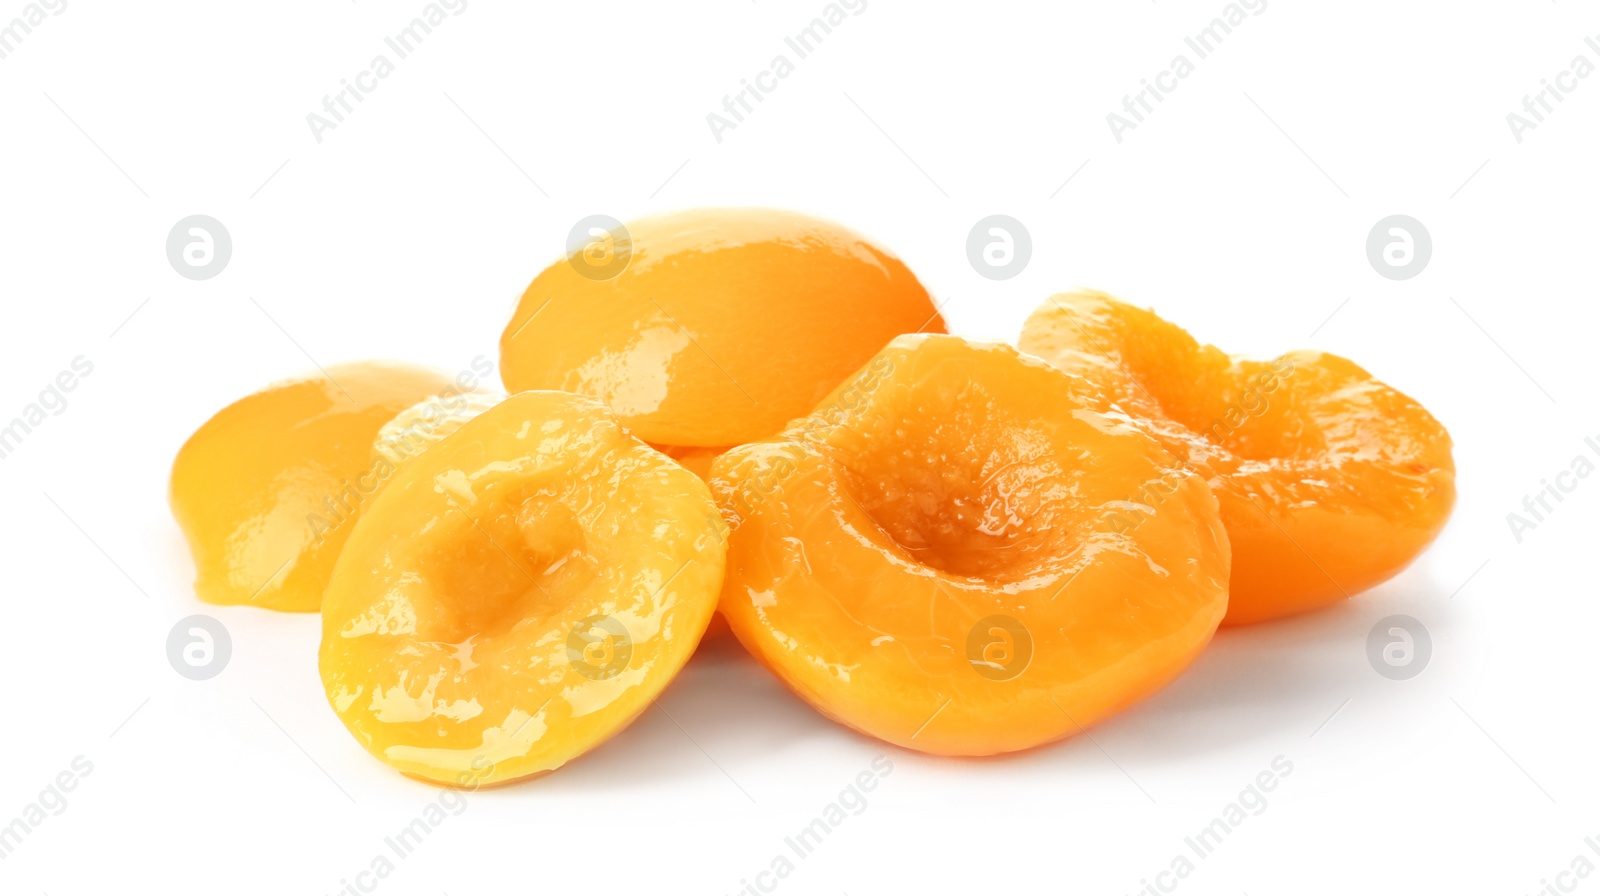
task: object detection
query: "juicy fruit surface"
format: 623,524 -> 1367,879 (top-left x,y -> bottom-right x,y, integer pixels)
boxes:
499,208 -> 945,447
710,334 -> 1230,756
1019,290 -> 1456,624
319,391 -> 727,786
169,362 -> 457,612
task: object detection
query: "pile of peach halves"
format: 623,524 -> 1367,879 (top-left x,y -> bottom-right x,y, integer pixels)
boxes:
170,208 -> 1455,787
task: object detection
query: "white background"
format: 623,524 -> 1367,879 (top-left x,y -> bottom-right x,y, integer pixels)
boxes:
2,1 -> 1597,894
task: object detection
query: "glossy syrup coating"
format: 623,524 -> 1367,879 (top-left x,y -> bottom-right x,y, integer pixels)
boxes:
651,443 -> 726,481
709,335 -> 1230,756
1019,290 -> 1456,625
499,208 -> 946,448
373,391 -> 506,468
319,391 -> 727,786
169,362 -> 459,612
